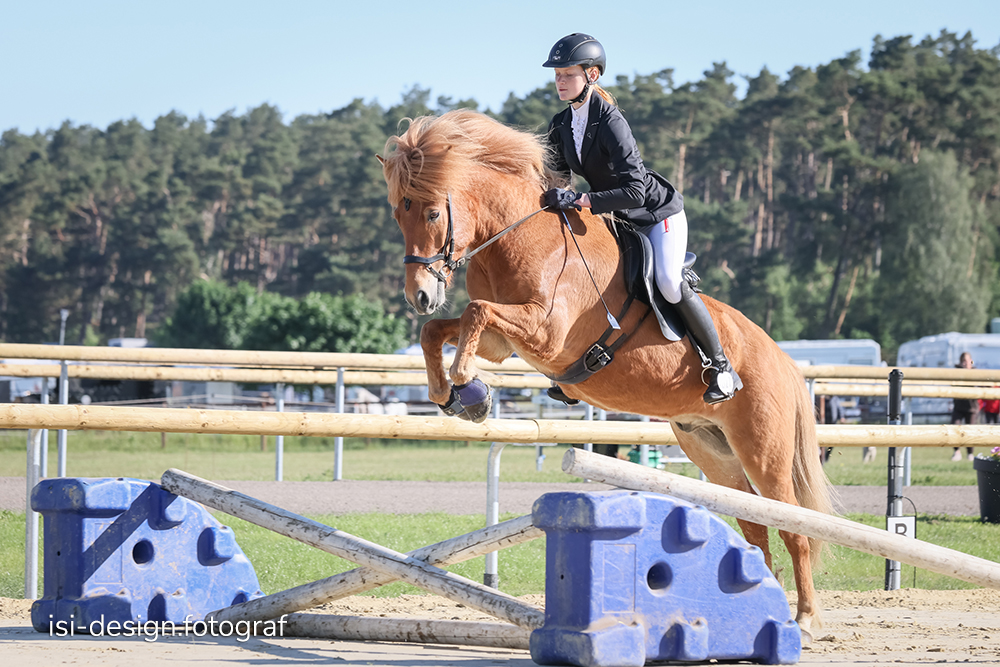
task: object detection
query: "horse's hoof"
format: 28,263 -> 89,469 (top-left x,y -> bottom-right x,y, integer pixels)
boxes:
436,387 -> 463,417
454,378 -> 492,423
796,612 -> 817,645
462,391 -> 492,423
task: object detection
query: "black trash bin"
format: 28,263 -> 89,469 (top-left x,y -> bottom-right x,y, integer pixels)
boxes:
973,456 -> 1000,524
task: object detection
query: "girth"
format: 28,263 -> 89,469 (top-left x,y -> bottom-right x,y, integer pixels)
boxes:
546,221 -> 698,387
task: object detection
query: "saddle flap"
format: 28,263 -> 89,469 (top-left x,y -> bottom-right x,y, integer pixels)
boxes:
617,224 -> 685,342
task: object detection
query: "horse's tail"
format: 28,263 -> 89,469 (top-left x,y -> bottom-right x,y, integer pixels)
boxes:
791,372 -> 838,565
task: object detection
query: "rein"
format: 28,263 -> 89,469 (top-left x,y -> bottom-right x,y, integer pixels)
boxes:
401,192 -> 650,387
402,193 -> 547,283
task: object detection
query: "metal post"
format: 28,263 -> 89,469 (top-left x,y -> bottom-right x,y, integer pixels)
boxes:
584,403 -> 594,454
885,369 -> 904,591
334,367 -> 345,481
57,360 -> 68,477
535,403 -> 544,471
275,382 -> 285,481
484,441 -> 506,588
639,415 -> 650,467
40,382 -> 49,478
25,429 -> 42,599
903,402 -> 912,487
583,403 -> 594,483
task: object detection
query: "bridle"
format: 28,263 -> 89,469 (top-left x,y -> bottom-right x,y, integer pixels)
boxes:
402,192 -> 546,283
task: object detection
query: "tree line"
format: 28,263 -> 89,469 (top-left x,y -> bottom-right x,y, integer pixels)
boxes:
1,30 -> 997,360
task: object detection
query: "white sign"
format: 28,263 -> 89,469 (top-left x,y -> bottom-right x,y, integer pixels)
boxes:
886,516 -> 916,539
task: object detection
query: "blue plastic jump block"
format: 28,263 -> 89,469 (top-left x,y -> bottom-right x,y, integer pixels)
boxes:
30,477 -> 262,632
530,490 -> 800,666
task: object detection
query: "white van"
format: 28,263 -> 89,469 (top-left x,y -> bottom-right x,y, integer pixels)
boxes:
896,332 -> 1000,422
775,339 -> 882,367
897,332 -> 1000,369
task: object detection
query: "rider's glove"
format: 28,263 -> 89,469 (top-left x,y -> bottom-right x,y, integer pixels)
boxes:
544,188 -> 582,211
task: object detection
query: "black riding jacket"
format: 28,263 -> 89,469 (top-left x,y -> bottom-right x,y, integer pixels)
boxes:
547,93 -> 683,227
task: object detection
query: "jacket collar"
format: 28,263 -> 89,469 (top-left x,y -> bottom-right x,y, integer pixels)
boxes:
559,93 -> 608,172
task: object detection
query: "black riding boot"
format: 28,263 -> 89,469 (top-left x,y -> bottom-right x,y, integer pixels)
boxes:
673,282 -> 742,404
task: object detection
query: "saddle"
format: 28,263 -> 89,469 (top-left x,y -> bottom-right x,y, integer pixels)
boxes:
615,222 -> 697,343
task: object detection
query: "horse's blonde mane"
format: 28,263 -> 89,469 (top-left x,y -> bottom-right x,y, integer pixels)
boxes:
382,110 -> 555,205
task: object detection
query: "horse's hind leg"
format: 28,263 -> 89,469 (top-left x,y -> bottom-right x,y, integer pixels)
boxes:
420,318 -> 461,406
670,425 -> 775,571
724,419 -> 820,641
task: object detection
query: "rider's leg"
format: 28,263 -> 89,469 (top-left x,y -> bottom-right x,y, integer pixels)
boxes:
646,211 -> 741,404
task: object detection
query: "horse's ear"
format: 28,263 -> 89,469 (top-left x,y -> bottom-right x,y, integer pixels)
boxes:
375,154 -> 385,166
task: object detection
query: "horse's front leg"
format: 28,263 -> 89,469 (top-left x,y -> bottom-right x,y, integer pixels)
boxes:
450,300 -> 556,423
420,318 -> 461,410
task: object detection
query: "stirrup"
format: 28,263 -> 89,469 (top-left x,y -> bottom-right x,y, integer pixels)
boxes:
701,364 -> 741,405
547,385 -> 579,406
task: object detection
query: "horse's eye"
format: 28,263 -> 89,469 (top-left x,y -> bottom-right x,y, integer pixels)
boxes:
428,210 -> 441,222
403,198 -> 411,211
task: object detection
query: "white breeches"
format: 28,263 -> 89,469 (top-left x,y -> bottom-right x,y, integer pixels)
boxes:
642,210 -> 688,304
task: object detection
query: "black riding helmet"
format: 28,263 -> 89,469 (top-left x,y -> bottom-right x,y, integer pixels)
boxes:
542,33 -> 606,75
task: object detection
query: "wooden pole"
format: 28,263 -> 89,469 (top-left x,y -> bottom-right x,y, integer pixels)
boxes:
562,448 -> 1000,590
0,404 -> 678,445
282,615 -> 530,649
210,515 -> 542,624
160,469 -> 544,630
0,343 -> 534,373
3,404 -> 1000,447
0,364 -> 551,389
4,342 -> 1000,381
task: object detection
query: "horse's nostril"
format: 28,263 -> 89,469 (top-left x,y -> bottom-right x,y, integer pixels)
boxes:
416,290 -> 430,311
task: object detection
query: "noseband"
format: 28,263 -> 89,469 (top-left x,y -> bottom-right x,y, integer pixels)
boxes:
402,192 -> 546,283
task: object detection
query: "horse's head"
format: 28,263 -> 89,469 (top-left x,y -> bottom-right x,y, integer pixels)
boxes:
379,110 -> 553,315
387,188 -> 453,315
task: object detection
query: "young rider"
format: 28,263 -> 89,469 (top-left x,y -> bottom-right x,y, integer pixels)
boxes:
541,33 -> 740,404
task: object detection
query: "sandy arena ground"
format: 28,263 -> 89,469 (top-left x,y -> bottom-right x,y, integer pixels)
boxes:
1,588 -> 999,665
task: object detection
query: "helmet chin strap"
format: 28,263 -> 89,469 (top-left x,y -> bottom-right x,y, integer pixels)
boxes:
568,70 -> 596,105
569,81 -> 590,105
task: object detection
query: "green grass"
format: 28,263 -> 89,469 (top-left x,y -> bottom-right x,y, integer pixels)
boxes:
820,446 -> 979,486
0,429 -> 979,485
0,430 -> 586,482
3,509 -> 998,600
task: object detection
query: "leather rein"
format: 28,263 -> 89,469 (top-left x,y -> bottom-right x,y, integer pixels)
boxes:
402,193 -> 546,283
401,193 -> 651,387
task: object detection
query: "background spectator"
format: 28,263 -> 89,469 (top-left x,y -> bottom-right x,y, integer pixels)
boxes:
951,352 -> 977,461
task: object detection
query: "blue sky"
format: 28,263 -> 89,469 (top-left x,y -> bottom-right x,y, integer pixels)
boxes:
2,0 -> 998,134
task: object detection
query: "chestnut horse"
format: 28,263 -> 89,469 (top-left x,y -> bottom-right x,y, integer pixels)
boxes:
379,109 -> 833,639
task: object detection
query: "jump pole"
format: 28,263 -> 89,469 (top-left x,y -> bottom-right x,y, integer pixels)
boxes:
160,470 -> 544,630
5,404 -> 1000,448
207,514 -> 542,624
563,449 -> 1000,590
282,615 -> 530,649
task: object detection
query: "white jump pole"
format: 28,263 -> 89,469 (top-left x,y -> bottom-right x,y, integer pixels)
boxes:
209,514 -> 542,624
161,469 -> 544,630
283,614 -> 530,649
562,448 -> 1000,590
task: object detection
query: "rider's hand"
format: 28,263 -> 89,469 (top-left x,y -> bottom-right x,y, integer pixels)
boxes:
544,188 -> 582,211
